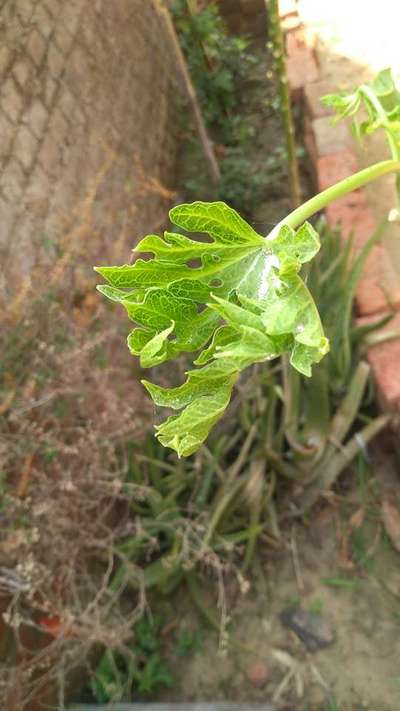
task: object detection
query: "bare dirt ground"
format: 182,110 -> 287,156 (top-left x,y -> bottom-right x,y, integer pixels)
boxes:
154,448 -> 400,711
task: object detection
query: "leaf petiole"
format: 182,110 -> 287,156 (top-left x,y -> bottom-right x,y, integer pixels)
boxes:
272,159 -> 400,236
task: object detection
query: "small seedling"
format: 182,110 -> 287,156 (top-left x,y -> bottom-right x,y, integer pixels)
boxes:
350,526 -> 376,574
41,442 -> 59,463
326,698 -> 340,711
173,627 -> 202,656
308,598 -> 324,615
281,595 -> 301,612
90,614 -> 174,703
321,577 -> 362,590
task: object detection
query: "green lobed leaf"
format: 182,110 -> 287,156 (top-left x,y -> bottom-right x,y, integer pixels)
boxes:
96,201 -> 329,456
322,68 -> 400,153
321,91 -> 361,122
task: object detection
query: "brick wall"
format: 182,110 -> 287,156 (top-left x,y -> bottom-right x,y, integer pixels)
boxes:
0,0 -> 180,297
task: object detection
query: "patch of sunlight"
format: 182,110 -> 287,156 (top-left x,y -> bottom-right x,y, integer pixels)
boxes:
298,0 -> 400,79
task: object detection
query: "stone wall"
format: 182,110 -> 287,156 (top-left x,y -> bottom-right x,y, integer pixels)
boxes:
0,0 -> 180,297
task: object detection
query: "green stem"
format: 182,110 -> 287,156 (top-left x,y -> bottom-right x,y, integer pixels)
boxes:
359,84 -> 399,160
359,86 -> 400,205
270,159 -> 400,234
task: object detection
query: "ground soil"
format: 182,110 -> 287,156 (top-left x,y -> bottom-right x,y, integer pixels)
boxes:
151,447 -> 400,710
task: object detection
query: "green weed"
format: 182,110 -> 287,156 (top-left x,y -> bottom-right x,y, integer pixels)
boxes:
173,627 -> 202,657
350,526 -> 376,574
321,577 -> 363,590
91,615 -> 174,703
172,0 -> 283,213
308,597 -> 324,615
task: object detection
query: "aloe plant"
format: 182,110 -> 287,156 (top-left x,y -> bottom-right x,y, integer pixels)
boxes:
96,69 -> 400,458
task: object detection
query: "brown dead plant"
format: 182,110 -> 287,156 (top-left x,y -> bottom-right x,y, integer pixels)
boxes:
0,148 -> 179,708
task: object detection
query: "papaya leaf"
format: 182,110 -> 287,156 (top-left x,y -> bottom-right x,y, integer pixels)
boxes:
321,91 -> 361,122
95,201 -> 329,456
322,68 -> 400,154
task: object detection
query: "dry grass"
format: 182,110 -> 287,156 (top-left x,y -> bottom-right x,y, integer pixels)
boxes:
0,152 -> 176,708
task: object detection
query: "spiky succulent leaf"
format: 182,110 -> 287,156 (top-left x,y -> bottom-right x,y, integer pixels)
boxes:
95,201 -> 329,456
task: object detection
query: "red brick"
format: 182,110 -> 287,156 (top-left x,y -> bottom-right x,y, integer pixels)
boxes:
316,150 -> 359,192
357,313 -> 400,410
313,116 -> 352,156
356,244 -> 400,316
322,190 -> 400,316
286,29 -> 319,99
316,147 -> 400,317
325,197 -> 376,252
304,80 -> 336,119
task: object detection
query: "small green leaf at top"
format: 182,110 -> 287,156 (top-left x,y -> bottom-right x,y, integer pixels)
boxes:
322,68 -> 400,154
95,201 -> 329,456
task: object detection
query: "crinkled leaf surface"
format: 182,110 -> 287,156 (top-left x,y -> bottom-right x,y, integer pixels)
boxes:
96,201 -> 329,456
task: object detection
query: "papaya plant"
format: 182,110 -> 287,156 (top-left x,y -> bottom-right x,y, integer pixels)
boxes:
323,67 -> 400,205
322,68 -> 400,162
96,69 -> 400,458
